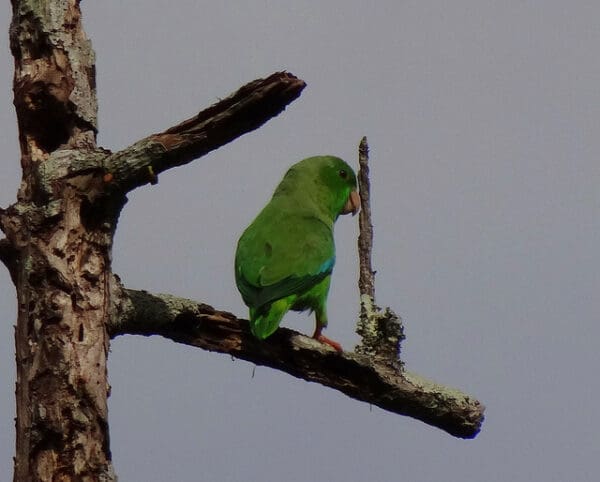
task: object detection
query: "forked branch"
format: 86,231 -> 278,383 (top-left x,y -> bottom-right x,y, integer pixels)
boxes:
353,136 -> 484,435
108,287 -> 484,439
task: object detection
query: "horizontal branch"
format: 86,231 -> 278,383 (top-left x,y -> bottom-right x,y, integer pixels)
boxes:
108,287 -> 484,439
103,72 -> 306,193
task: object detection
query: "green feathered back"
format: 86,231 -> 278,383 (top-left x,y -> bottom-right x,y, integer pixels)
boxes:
235,155 -> 357,339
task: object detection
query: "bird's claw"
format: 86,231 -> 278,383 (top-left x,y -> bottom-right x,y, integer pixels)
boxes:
314,334 -> 343,353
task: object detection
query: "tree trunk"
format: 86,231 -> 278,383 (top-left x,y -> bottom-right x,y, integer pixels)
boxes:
9,183 -> 117,482
6,1 -> 116,480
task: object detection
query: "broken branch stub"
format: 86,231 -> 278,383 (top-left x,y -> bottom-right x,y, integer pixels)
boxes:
354,137 -> 405,367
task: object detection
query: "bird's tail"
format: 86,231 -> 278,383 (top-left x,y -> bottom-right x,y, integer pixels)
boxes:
249,297 -> 293,339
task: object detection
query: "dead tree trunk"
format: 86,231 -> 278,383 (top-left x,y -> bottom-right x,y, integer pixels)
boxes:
6,1 -> 113,480
1,1 -> 483,480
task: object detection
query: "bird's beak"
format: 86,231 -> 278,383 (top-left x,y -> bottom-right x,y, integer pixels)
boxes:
341,190 -> 361,216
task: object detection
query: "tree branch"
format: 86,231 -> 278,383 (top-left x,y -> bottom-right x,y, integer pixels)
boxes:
107,286 -> 484,439
355,137 -> 405,364
349,137 -> 484,436
102,72 -> 306,193
357,136 -> 375,299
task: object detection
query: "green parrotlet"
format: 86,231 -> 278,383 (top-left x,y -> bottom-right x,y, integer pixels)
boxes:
235,155 -> 360,352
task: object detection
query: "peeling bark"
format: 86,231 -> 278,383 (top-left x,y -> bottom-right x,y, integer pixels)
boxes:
7,1 -> 114,480
10,0 -> 97,169
7,189 -> 116,482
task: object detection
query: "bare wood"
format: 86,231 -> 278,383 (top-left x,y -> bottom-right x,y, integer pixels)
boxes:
103,72 -> 306,193
11,0 -> 98,168
355,137 -> 405,363
357,136 -> 375,299
350,139 -> 484,440
15,73 -> 305,205
108,287 -> 485,439
8,1 -> 116,480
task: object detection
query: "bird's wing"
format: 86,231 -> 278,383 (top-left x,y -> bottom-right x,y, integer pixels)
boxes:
236,213 -> 334,309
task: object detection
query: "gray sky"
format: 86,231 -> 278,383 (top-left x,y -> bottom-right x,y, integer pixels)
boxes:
1,1 -> 599,481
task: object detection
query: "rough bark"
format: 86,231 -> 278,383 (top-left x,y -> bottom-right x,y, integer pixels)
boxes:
102,72 -> 305,193
355,137 -> 405,366
107,286 -> 484,439
7,2 -> 114,481
357,137 -> 375,300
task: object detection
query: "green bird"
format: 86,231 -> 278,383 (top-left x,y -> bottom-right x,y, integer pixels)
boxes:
235,155 -> 360,352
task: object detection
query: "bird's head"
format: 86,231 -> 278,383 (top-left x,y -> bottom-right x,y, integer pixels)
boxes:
276,155 -> 360,220
318,156 -> 360,217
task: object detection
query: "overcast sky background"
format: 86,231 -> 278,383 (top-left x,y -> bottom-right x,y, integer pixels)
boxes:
1,1 -> 599,481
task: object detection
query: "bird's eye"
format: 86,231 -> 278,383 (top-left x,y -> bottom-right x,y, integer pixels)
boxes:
338,169 -> 347,179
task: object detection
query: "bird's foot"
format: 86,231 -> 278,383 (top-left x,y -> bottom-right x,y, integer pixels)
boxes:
313,333 -> 343,353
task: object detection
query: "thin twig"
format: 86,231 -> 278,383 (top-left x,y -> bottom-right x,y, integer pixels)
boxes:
357,136 -> 375,299
355,137 -> 404,363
